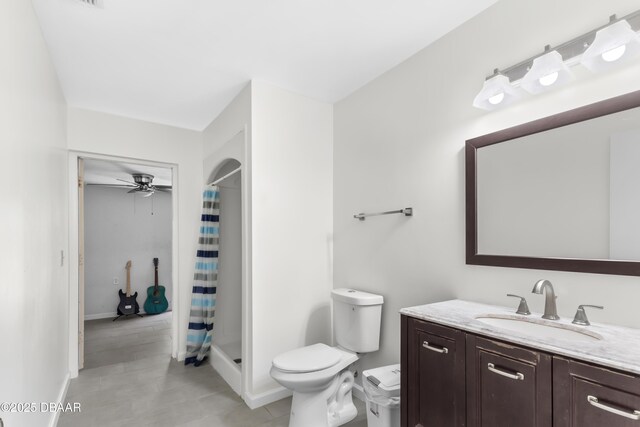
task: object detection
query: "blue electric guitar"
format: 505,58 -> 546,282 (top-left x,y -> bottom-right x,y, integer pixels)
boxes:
144,258 -> 168,314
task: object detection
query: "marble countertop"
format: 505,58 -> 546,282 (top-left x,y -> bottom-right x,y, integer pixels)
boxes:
400,299 -> 640,375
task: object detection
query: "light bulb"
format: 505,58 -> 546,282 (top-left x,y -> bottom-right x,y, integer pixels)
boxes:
488,92 -> 505,105
601,44 -> 627,62
538,71 -> 559,87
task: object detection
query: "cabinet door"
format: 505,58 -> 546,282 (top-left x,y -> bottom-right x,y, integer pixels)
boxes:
466,335 -> 552,427
554,357 -> 640,427
401,316 -> 466,427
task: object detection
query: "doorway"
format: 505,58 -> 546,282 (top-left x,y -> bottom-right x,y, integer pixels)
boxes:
69,153 -> 180,375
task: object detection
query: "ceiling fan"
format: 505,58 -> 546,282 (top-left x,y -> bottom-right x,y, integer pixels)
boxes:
88,173 -> 172,197
116,174 -> 171,197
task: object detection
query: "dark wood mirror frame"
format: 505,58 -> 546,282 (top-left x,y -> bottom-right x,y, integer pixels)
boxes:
466,89 -> 640,276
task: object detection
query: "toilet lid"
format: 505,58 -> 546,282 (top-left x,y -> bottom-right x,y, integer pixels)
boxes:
273,343 -> 342,373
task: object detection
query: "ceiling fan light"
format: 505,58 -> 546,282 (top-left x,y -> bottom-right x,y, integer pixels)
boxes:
473,74 -> 520,110
521,50 -> 573,94
581,19 -> 640,72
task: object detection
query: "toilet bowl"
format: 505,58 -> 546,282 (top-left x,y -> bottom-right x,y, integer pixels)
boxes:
270,289 -> 384,427
270,344 -> 359,427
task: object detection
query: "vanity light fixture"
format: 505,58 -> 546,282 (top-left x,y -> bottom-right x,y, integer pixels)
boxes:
473,9 -> 640,110
472,70 -> 520,110
581,19 -> 640,72
521,47 -> 573,94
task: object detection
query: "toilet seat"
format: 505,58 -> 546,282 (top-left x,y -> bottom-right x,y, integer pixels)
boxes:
273,343 -> 341,373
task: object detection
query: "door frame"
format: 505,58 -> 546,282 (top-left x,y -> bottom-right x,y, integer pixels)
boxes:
68,151 -> 180,376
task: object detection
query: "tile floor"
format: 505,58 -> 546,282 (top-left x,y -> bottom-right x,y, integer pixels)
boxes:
59,313 -> 368,426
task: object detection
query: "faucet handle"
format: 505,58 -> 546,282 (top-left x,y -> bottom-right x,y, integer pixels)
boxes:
572,305 -> 604,326
507,294 -> 531,315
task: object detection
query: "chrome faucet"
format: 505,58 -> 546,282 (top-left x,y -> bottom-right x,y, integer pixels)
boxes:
531,279 -> 559,320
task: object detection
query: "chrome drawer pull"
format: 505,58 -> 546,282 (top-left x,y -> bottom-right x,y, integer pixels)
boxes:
487,363 -> 524,381
587,395 -> 640,420
422,341 -> 448,354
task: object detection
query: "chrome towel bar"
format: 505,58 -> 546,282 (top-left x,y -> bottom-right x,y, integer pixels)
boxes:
354,207 -> 413,221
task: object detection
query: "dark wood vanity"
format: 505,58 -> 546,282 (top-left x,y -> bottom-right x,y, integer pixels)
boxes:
401,315 -> 640,427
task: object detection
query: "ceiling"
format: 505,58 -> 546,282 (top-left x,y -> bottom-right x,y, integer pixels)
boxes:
32,0 -> 497,131
83,158 -> 172,187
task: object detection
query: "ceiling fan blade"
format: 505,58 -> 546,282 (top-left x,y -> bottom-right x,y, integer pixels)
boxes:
155,187 -> 172,193
127,188 -> 139,194
117,178 -> 138,185
86,183 -> 137,188
143,190 -> 155,198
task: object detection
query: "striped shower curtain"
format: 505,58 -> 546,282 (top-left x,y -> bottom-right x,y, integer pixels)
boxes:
185,186 -> 220,366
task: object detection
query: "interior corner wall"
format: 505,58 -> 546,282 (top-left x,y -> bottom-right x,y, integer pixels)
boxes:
0,1 -> 69,426
203,84 -> 251,169
67,108 -> 203,360
251,81 -> 334,395
84,187 -> 173,318
333,0 -> 640,375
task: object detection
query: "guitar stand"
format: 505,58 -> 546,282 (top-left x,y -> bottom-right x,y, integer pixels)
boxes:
112,313 -> 143,321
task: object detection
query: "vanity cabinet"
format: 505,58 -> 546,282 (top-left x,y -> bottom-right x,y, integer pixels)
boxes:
402,317 -> 466,427
553,357 -> 640,426
466,334 -> 552,427
401,315 -> 640,427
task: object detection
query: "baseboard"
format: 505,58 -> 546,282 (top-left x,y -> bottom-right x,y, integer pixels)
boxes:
352,383 -> 365,402
243,386 -> 292,410
84,312 -> 117,321
49,372 -> 70,427
242,382 -> 362,410
85,309 -> 173,321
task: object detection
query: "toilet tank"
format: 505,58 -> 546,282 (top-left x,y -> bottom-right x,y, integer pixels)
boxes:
331,288 -> 383,353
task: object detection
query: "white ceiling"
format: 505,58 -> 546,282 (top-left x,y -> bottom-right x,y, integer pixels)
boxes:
32,0 -> 497,131
83,158 -> 172,186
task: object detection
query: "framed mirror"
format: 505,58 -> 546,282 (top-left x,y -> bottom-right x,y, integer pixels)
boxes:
466,89 -> 640,276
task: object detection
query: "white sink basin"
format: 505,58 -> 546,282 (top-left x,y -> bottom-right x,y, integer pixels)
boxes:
475,315 -> 603,342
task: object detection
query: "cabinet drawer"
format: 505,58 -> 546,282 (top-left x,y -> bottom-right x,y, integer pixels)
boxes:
554,357 -> 640,427
466,335 -> 552,427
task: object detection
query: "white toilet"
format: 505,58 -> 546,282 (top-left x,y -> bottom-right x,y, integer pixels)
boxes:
270,288 -> 384,427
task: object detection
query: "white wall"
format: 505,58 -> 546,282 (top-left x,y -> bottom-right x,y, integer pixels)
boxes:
203,85 -> 251,168
251,81 -> 334,395
202,81 -> 334,405
0,1 -> 69,426
67,108 -> 203,360
84,187 -> 172,318
334,0 -> 640,376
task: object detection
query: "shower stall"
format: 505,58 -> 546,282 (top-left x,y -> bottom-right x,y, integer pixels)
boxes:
208,158 -> 243,393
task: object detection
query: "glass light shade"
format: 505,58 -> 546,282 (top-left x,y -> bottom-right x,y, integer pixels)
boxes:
472,74 -> 520,110
521,50 -> 573,94
581,20 -> 640,72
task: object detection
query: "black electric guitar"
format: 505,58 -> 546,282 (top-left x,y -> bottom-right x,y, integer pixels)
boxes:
117,260 -> 140,317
